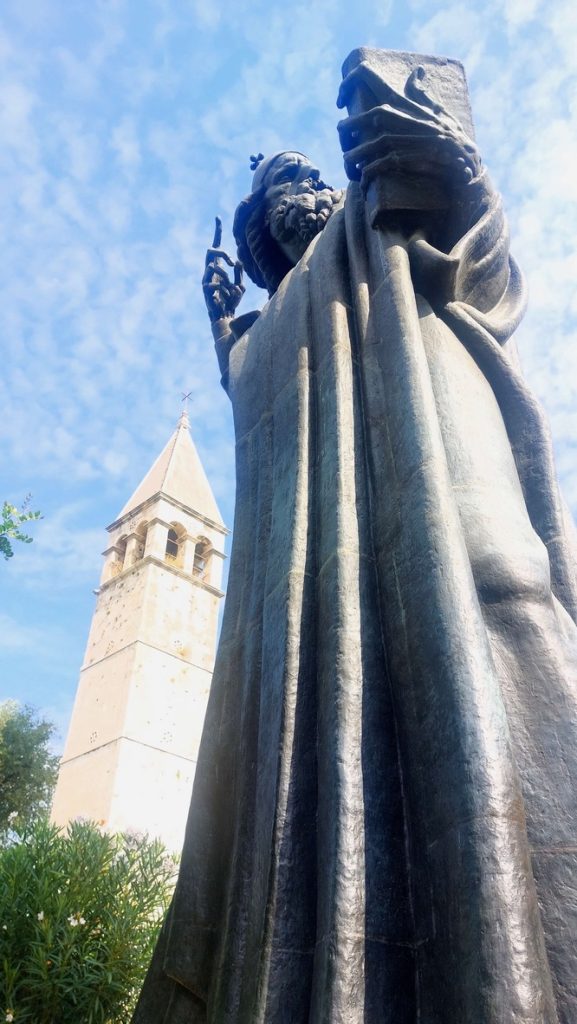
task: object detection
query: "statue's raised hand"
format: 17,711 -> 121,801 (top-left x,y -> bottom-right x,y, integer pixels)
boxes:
203,218 -> 245,324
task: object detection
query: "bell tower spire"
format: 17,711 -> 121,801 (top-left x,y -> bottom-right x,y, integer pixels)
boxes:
51,415 -> 228,851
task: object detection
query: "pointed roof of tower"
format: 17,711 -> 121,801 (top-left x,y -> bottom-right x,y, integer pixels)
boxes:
116,411 -> 224,527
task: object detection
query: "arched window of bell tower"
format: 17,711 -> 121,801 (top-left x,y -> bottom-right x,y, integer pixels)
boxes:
108,535 -> 127,578
165,523 -> 185,566
193,537 -> 212,580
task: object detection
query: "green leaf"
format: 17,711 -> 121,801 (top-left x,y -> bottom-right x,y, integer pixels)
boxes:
0,818 -> 175,1021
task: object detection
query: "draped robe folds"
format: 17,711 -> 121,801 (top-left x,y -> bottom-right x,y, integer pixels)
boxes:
133,182 -> 577,1024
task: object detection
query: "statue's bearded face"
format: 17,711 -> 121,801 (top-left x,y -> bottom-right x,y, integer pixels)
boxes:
261,152 -> 342,266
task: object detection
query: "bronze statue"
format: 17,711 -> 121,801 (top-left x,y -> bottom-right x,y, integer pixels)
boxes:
134,49 -> 577,1024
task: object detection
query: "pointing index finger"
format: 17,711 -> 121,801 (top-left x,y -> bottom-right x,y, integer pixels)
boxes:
212,216 -> 222,250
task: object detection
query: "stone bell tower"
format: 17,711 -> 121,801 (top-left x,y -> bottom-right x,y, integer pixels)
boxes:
51,411 -> 227,851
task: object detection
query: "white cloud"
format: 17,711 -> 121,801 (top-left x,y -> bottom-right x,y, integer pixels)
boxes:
3,504 -> 103,589
503,0 -> 542,30
111,117 -> 141,173
191,0 -> 222,31
0,613 -> 54,654
411,4 -> 485,58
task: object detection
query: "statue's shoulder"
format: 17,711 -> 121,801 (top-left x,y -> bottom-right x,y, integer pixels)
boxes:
230,309 -> 261,342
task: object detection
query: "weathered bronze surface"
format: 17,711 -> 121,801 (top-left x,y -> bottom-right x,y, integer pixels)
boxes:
134,49 -> 577,1023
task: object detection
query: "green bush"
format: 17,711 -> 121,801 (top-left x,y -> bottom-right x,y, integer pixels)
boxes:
0,702 -> 59,837
0,818 -> 175,1023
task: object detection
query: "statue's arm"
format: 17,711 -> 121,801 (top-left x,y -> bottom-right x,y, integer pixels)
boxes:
202,218 -> 246,391
210,315 -> 236,384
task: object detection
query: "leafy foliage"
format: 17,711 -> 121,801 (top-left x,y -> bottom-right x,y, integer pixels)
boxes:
0,497 -> 42,561
0,703 -> 59,839
0,818 -> 175,1023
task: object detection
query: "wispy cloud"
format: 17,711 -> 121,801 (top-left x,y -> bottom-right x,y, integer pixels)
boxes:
2,503 -> 103,589
0,612 -> 55,654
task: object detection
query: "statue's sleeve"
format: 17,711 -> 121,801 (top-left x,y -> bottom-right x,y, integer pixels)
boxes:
408,188 -> 527,346
213,310 -> 261,395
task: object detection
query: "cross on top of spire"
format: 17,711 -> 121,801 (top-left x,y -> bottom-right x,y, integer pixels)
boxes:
180,391 -> 193,428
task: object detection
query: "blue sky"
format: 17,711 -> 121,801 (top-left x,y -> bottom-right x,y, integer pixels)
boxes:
1,0 -> 576,748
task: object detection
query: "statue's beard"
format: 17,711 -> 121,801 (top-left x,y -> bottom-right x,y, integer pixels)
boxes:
268,183 -> 343,265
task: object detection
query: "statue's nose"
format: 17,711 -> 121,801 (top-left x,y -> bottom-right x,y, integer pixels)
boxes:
296,163 -> 319,184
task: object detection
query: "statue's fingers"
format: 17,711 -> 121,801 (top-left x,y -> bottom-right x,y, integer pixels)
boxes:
438,134 -> 480,174
204,281 -> 229,295
338,105 -> 437,155
212,216 -> 222,250
202,264 -> 217,285
205,247 -> 236,268
342,131 -> 429,177
203,264 -> 231,286
338,105 -> 405,139
350,129 -> 449,163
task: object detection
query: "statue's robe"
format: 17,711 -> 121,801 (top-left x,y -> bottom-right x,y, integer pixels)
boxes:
133,183 -> 577,1024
